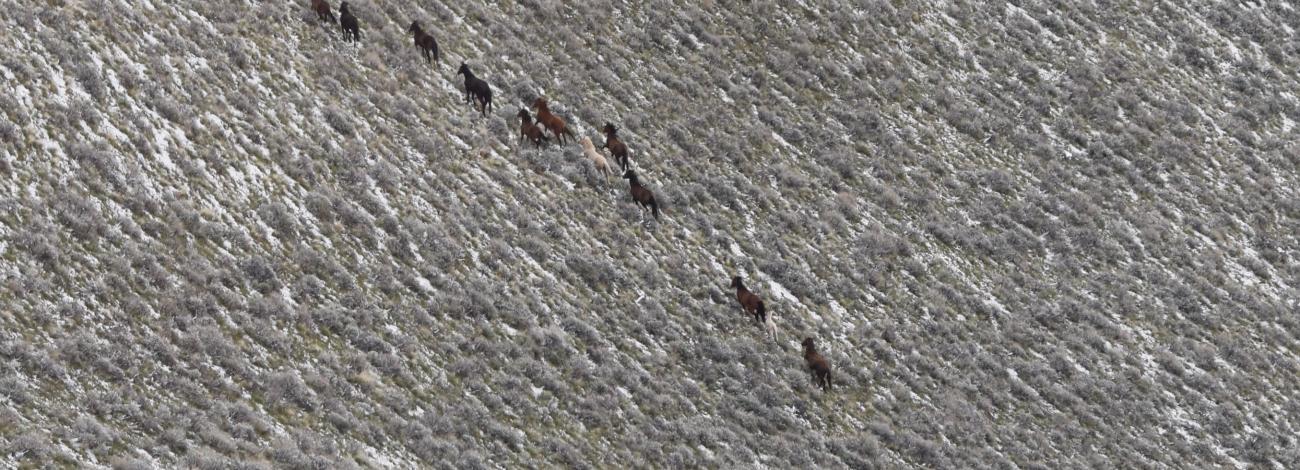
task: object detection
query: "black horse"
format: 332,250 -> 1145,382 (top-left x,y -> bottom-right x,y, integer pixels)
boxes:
457,63 -> 493,116
622,170 -> 660,220
408,21 -> 439,64
339,2 -> 360,42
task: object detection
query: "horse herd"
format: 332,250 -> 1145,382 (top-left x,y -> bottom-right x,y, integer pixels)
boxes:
304,1 -> 833,392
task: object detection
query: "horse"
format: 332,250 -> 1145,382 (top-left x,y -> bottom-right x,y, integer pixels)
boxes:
622,170 -> 660,220
579,136 -> 613,180
408,21 -> 439,64
601,123 -> 630,171
311,0 -> 336,24
533,98 -> 575,144
457,63 -> 493,117
518,109 -> 548,149
802,338 -> 832,392
339,2 -> 360,42
730,276 -> 767,325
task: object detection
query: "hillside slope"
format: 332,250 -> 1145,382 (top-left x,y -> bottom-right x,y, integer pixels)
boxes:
3,0 -> 1299,467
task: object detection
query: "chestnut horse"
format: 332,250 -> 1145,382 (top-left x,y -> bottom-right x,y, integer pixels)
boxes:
408,22 -> 439,64
457,63 -> 493,116
518,109 -> 548,149
802,338 -> 832,392
622,170 -> 660,220
533,98 -> 574,144
339,2 -> 360,42
602,123 -> 630,171
730,276 -> 767,325
311,0 -> 336,24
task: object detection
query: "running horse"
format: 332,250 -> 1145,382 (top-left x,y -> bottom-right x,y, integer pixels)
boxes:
802,338 -> 832,392
622,170 -> 660,220
533,98 -> 575,144
601,123 -> 630,171
457,63 -> 493,116
339,2 -> 360,42
408,21 -> 439,64
311,0 -> 336,24
518,109 -> 548,149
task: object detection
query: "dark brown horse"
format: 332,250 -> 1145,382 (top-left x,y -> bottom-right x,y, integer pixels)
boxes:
602,123 -> 630,171
730,276 -> 766,324
408,21 -> 439,64
533,98 -> 574,144
339,2 -> 360,42
518,109 -> 548,149
622,170 -> 660,220
457,63 -> 492,116
311,0 -> 336,24
802,338 -> 832,392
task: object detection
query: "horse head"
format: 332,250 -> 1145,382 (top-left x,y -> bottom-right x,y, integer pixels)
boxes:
802,337 -> 816,351
457,63 -> 469,76
517,108 -> 531,121
533,97 -> 548,111
580,136 -> 594,150
603,123 -> 618,136
622,169 -> 636,180
409,21 -> 421,33
730,276 -> 743,289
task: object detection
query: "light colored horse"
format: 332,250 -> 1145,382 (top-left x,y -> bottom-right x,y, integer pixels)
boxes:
580,136 -> 613,181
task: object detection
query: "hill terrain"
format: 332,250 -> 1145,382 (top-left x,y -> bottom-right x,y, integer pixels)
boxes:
2,0 -> 1300,467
